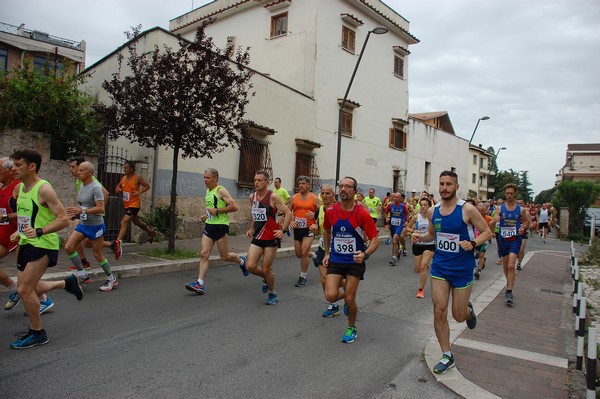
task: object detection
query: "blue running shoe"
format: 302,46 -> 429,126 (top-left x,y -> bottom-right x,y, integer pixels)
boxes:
343,303 -> 348,316
322,304 -> 340,318
185,281 -> 205,295
261,280 -> 268,293
4,291 -> 20,310
433,354 -> 455,374
265,292 -> 278,305
341,326 -> 357,343
64,274 -> 83,301
466,301 -> 477,329
239,256 -> 249,277
11,328 -> 49,349
39,297 -> 55,315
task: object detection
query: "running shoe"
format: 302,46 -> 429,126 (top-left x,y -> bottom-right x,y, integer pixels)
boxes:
402,250 -> 407,257
433,354 -> 455,374
261,280 -> 268,293
294,276 -> 307,287
4,291 -> 20,310
82,258 -> 92,269
516,263 -> 522,271
112,240 -> 122,261
64,274 -> 84,301
389,256 -> 397,266
322,304 -> 340,318
416,289 -> 424,299
148,230 -> 157,244
99,278 -> 119,292
496,258 -> 502,265
39,297 -> 55,314
341,326 -> 357,343
239,256 -> 249,277
10,328 -> 49,349
505,291 -> 514,306
185,281 -> 205,295
265,292 -> 278,305
474,269 -> 480,280
78,273 -> 92,284
466,301 -> 477,329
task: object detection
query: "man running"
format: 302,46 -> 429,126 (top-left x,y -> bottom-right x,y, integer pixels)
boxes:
272,177 -> 290,204
490,183 -> 530,306
185,168 -> 248,295
9,149 -> 83,349
309,184 -> 344,317
411,170 -> 492,373
323,176 -> 380,343
364,188 -> 383,227
473,202 -> 492,280
65,162 -> 118,292
245,170 -> 292,305
289,175 -> 320,287
538,203 -> 550,243
0,157 -> 20,310
385,192 -> 410,264
114,160 -> 156,245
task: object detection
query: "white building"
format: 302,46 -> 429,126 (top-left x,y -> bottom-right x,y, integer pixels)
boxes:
467,144 -> 494,200
82,0 -> 472,234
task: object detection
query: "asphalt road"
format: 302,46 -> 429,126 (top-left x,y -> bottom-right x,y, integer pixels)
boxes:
0,235 -> 544,399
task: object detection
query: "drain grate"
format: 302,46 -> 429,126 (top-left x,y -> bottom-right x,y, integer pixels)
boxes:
540,288 -> 564,295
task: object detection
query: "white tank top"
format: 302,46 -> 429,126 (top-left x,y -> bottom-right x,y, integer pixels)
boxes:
415,213 -> 435,245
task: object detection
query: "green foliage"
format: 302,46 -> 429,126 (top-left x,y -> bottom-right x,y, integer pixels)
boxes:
140,204 -> 179,235
0,61 -> 103,157
583,237 -> 600,265
144,248 -> 199,260
554,180 -> 600,234
535,187 -> 557,204
493,169 -> 534,202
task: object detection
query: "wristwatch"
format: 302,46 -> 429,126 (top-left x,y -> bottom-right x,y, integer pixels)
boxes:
363,252 -> 370,260
470,240 -> 477,248
36,228 -> 44,237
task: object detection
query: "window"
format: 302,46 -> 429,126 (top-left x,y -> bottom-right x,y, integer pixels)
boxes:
294,153 -> 320,193
424,162 -> 431,186
341,26 -> 356,53
34,55 -> 64,76
0,48 -> 7,72
341,110 -> 353,137
393,56 -> 404,78
389,127 -> 407,150
472,154 -> 477,165
237,136 -> 273,188
472,173 -> 477,184
270,13 -> 288,38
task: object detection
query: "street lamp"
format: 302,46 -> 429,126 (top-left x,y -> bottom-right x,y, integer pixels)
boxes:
335,26 -> 389,189
468,116 -> 490,145
495,146 -> 507,159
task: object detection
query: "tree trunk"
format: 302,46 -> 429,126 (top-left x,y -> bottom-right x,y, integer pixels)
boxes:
168,144 -> 180,252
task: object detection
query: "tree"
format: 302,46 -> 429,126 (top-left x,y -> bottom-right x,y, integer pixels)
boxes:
95,23 -> 254,252
517,171 -> 533,202
0,61 -> 103,157
534,186 -> 556,204
553,180 -> 600,236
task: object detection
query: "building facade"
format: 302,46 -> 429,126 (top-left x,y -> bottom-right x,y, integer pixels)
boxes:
468,144 -> 494,200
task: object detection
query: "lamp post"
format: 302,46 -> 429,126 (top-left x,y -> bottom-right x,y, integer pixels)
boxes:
335,27 -> 388,189
495,146 -> 507,159
468,116 -> 490,145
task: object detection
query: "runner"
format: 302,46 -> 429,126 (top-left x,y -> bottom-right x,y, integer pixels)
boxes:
308,184 -> 345,317
289,176 -> 320,287
411,170 -> 492,373
402,196 -> 435,298
490,183 -> 531,306
0,157 -> 20,310
114,160 -> 157,245
245,170 -> 292,305
9,149 -> 83,349
516,199 -> 528,271
323,176 -> 380,343
473,202 -> 492,280
272,177 -> 290,204
185,168 -> 248,295
538,203 -> 550,243
65,162 -> 118,292
385,193 -> 409,265
528,202 -> 538,236
363,188 -> 383,227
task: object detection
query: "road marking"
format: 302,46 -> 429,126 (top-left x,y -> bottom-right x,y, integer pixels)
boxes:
454,337 -> 568,368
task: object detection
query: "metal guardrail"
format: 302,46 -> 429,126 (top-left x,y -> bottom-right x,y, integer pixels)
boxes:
0,21 -> 83,50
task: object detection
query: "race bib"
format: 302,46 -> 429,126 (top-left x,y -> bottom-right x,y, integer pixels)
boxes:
80,212 -> 87,221
500,227 -> 517,238
368,207 -> 374,213
319,236 -> 324,248
333,237 -> 356,254
436,232 -> 459,253
205,209 -> 213,220
252,207 -> 267,221
17,215 -> 30,235
390,218 -> 401,226
295,217 -> 307,228
0,208 -> 7,225
123,192 -> 131,201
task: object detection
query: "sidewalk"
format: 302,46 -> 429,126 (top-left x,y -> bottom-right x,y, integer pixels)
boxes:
0,234 -> 576,398
425,249 -> 573,399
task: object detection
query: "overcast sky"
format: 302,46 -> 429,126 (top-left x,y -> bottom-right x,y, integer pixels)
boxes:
3,0 -> 599,196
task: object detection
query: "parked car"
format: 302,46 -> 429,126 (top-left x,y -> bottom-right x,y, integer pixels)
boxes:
584,208 -> 600,237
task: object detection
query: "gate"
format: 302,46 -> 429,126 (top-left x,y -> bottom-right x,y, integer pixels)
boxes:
98,146 -> 129,242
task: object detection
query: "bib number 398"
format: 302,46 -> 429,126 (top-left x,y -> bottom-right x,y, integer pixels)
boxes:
334,237 -> 356,254
436,233 -> 459,253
